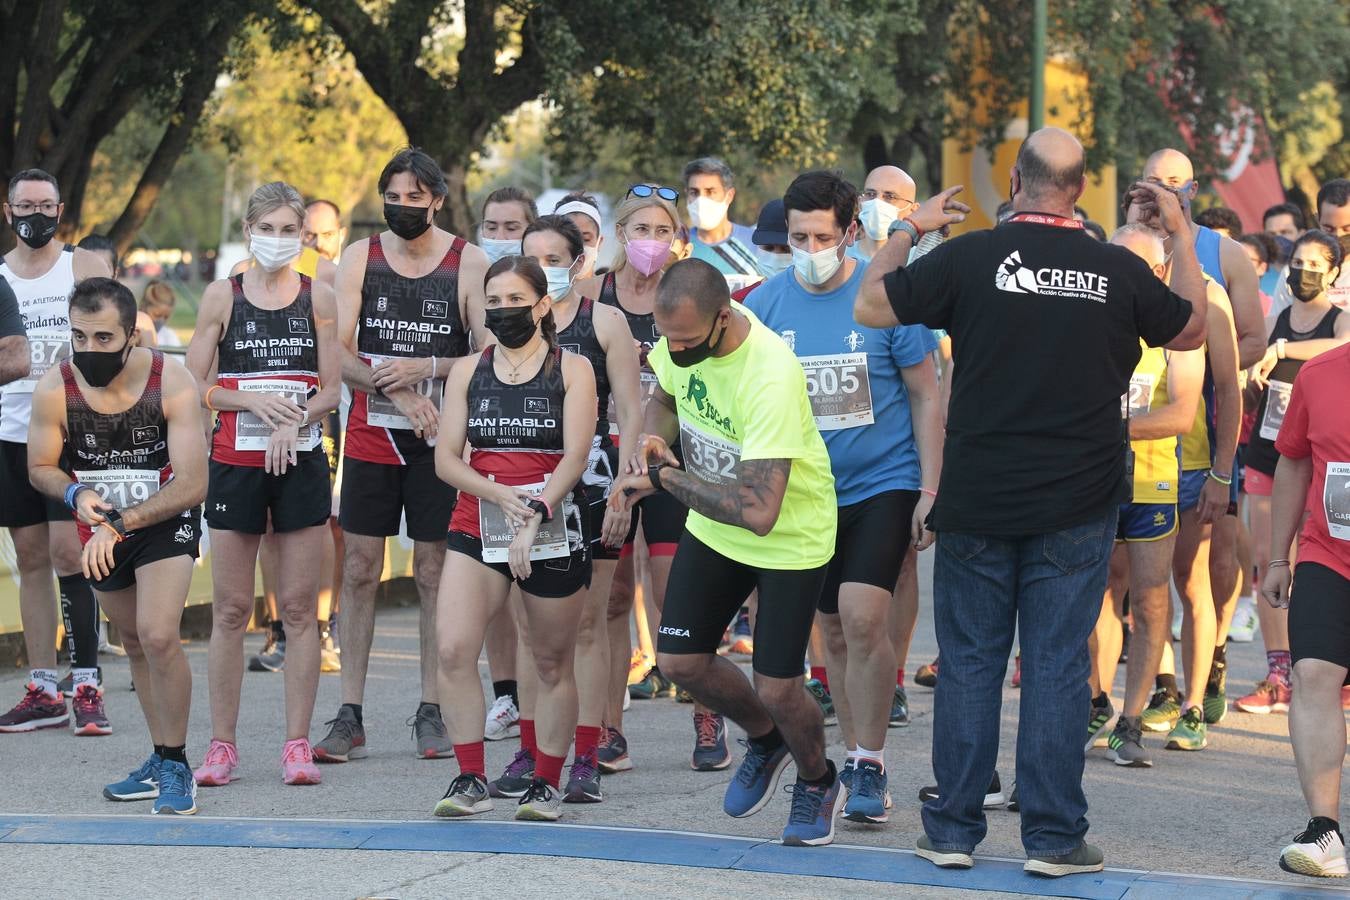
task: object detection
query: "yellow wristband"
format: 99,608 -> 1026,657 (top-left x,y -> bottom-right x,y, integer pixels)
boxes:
204,385 -> 222,411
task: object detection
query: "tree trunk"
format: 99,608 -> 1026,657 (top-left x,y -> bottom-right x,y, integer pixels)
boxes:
106,21 -> 231,256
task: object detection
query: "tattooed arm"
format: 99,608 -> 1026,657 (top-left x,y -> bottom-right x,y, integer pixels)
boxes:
659,457 -> 790,537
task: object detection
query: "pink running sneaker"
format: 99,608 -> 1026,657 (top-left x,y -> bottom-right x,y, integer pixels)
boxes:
71,683 -> 112,736
1235,678 -> 1292,715
0,683 -> 68,732
282,738 -> 322,785
194,739 -> 240,786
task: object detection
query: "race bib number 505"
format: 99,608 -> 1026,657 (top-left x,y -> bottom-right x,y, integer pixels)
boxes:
800,353 -> 872,431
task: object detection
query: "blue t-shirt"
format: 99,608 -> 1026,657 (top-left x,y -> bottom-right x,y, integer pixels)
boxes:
745,261 -> 936,505
691,222 -> 761,276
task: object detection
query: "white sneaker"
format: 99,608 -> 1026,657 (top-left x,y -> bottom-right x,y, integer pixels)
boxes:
1227,597 -> 1259,643
623,690 -> 630,712
1281,820 -> 1348,878
484,694 -> 520,742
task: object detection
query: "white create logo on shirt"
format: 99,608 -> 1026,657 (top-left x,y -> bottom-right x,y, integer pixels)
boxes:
844,330 -> 865,352
996,251 -> 1109,303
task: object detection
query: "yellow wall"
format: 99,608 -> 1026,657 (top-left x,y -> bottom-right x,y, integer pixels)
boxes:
943,58 -> 1118,234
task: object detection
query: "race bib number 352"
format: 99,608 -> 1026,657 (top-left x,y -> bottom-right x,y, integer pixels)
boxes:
800,353 -> 872,431
680,420 -> 741,485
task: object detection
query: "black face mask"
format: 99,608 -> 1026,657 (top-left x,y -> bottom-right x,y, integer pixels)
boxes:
12,212 -> 58,249
72,333 -> 132,388
1287,267 -> 1328,303
668,315 -> 725,368
383,202 -> 432,241
484,304 -> 539,349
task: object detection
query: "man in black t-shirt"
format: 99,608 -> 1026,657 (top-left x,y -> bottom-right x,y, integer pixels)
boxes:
0,277 -> 27,387
856,127 -> 1209,878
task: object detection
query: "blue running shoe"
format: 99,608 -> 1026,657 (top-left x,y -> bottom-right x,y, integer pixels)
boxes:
781,762 -> 845,846
839,757 -> 855,793
103,753 -> 160,802
723,738 -> 791,818
152,759 -> 198,815
843,759 -> 888,824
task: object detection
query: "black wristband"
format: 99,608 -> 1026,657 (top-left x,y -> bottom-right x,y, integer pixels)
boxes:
527,498 -> 552,522
648,462 -> 666,492
104,508 -> 127,538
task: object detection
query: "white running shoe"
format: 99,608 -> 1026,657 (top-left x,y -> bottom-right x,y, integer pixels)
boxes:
1227,597 -> 1259,643
1281,820 -> 1348,878
484,694 -> 521,742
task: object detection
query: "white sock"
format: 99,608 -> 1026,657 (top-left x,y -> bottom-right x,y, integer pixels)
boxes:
854,744 -> 885,768
71,668 -> 100,688
30,668 -> 58,697
1237,594 -> 1255,606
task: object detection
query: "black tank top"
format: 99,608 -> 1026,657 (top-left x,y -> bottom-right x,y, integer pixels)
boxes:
1246,305 -> 1341,475
449,346 -> 569,535
598,271 -> 660,361
558,296 -> 610,437
212,274 -> 322,465
348,233 -> 471,465
62,350 -> 172,538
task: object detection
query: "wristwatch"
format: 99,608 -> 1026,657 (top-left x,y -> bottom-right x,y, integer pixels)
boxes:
526,499 -> 552,522
1275,338 -> 1288,360
887,218 -> 922,243
103,508 -> 127,539
648,462 -> 667,492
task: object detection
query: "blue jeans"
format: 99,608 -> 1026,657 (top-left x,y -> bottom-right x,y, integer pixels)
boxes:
922,510 -> 1117,857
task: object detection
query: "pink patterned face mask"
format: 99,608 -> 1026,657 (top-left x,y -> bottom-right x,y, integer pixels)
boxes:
625,238 -> 672,276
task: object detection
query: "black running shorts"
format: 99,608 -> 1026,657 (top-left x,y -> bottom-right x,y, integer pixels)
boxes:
818,489 -> 917,614
446,530 -> 591,599
90,509 -> 201,593
658,531 -> 827,678
1289,561 -> 1350,672
206,451 -> 330,535
338,456 -> 456,543
621,490 -> 688,558
0,440 -> 69,527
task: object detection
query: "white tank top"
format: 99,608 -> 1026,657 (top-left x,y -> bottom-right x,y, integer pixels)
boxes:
0,246 -> 76,443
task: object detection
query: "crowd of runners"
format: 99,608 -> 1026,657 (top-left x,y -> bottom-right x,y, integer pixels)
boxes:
1,131 -> 1349,880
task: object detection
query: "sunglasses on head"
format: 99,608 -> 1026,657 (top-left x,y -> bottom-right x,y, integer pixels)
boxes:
626,184 -> 680,203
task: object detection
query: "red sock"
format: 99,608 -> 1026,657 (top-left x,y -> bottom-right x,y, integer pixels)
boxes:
453,742 -> 485,779
535,750 -> 566,788
520,718 -> 537,756
810,666 -> 829,690
574,724 -> 602,760
897,667 -> 905,688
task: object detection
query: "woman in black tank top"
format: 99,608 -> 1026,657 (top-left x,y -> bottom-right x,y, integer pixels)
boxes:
505,215 -> 643,800
1243,232 -> 1349,701
432,255 -> 597,821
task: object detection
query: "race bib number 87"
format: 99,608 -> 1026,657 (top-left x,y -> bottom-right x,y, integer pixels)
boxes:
3,335 -> 67,395
800,353 -> 873,431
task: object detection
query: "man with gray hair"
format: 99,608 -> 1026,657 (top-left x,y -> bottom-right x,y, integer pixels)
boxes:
856,127 -> 1208,876
683,157 -> 761,282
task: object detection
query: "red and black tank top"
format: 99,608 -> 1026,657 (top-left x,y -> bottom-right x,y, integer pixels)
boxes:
449,346 -> 568,537
557,296 -> 611,438
597,272 -> 667,445
211,274 -> 321,467
347,233 -> 471,466
62,350 -> 172,543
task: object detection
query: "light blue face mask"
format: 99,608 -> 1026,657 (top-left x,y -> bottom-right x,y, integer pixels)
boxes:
543,258 -> 580,299
480,234 -> 521,263
756,249 -> 791,276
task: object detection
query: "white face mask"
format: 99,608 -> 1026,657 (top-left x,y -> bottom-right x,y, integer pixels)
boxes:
756,249 -> 792,276
479,234 -> 521,264
250,235 -> 303,272
581,243 -> 600,276
689,196 -> 730,231
791,241 -> 845,286
543,259 -> 579,300
859,198 -> 901,241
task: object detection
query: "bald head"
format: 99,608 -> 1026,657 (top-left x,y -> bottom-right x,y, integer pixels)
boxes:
1142,148 -> 1194,185
656,258 -> 729,320
1013,127 -> 1085,205
1111,223 -> 1166,272
864,166 -> 916,202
